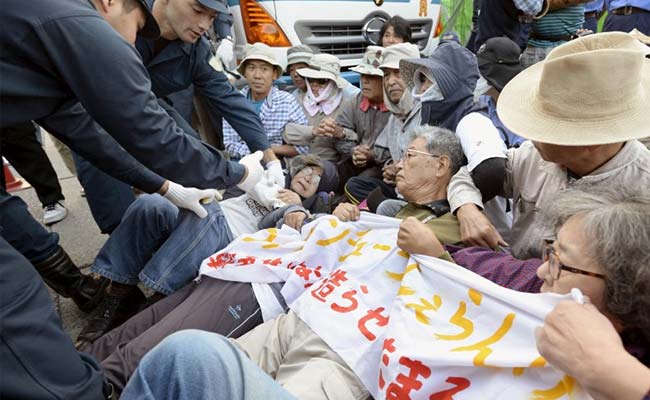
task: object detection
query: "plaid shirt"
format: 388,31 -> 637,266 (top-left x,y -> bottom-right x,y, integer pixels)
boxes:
224,86 -> 309,159
513,0 -> 544,15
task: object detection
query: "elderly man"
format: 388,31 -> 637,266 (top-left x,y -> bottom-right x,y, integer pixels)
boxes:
286,45 -> 314,99
224,43 -> 308,161
449,32 -> 650,259
343,43 -> 422,205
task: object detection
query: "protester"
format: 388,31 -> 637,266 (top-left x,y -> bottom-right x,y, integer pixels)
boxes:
343,43 -> 422,205
472,0 -> 547,49
76,155 -> 338,350
286,45 -> 315,99
449,32 -> 650,258
224,43 -> 309,161
379,15 -> 412,46
603,0 -> 650,34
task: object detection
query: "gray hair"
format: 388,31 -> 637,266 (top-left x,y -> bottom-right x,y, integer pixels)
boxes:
545,185 -> 650,347
408,125 -> 467,175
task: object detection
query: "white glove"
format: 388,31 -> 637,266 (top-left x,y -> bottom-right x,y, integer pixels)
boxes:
237,151 -> 264,193
163,181 -> 222,218
216,38 -> 235,71
248,171 -> 287,210
266,159 -> 285,187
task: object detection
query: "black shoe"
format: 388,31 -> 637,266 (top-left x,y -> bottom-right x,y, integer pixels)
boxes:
31,246 -> 109,312
75,287 -> 146,348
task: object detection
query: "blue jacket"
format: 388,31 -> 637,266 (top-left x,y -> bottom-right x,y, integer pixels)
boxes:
0,0 -> 258,192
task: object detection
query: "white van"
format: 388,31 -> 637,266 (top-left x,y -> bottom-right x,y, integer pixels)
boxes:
227,0 -> 443,68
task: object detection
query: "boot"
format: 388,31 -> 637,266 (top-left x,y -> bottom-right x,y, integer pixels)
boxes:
75,283 -> 146,349
31,246 -> 109,312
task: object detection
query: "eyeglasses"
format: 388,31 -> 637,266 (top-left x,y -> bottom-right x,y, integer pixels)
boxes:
403,148 -> 441,161
298,167 -> 321,186
541,240 -> 605,283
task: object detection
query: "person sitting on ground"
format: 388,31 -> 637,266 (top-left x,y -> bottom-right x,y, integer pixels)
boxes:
315,46 -> 391,187
285,45 -> 314,99
343,43 -> 422,205
379,15 -> 412,47
449,32 -> 650,259
224,43 -> 308,162
85,126 -> 464,395
120,186 -> 650,400
76,153 -> 339,350
283,54 -> 358,163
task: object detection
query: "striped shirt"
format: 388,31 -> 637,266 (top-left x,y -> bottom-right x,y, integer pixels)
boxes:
528,5 -> 585,48
224,86 -> 309,159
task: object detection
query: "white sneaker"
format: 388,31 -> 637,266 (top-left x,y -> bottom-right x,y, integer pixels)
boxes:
43,201 -> 68,225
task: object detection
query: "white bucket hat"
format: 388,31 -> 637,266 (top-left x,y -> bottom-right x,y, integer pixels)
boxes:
297,54 -> 347,88
287,45 -> 314,66
237,43 -> 284,76
497,32 -> 650,146
379,43 -> 421,70
350,46 -> 385,76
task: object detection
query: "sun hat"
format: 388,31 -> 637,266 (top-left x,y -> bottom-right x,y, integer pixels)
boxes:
350,46 -> 385,76
287,45 -> 315,66
237,43 -> 284,76
629,28 -> 650,45
297,54 -> 347,88
379,43 -> 421,70
476,37 -> 523,92
497,32 -> 650,146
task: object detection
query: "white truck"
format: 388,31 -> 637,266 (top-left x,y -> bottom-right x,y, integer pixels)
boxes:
226,0 -> 443,68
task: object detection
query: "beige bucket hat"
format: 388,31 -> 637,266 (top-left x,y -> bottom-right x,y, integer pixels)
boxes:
497,32 -> 650,146
297,54 -> 347,88
379,43 -> 421,70
287,45 -> 314,66
237,43 -> 284,76
350,46 -> 385,76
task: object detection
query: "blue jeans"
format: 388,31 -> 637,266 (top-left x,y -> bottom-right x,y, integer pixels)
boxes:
603,11 -> 650,35
91,194 -> 234,295
0,188 -> 58,262
121,330 -> 296,400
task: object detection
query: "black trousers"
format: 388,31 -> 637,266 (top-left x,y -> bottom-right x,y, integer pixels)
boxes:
0,123 -> 64,206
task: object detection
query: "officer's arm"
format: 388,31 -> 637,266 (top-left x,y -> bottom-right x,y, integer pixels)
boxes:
35,16 -> 245,189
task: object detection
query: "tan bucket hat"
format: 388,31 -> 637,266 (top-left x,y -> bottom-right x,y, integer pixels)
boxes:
379,43 -> 421,70
237,43 -> 284,76
350,46 -> 385,76
287,45 -> 314,66
497,32 -> 650,146
297,54 -> 347,88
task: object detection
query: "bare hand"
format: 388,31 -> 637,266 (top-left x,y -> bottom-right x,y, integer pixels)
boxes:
313,118 -> 337,137
352,145 -> 372,167
382,162 -> 399,185
456,204 -> 507,249
284,211 -> 307,230
276,189 -> 302,206
397,217 -> 445,257
333,203 -> 360,222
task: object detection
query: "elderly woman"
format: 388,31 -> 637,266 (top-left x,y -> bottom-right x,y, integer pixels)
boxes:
77,154 -> 339,350
379,15 -> 412,47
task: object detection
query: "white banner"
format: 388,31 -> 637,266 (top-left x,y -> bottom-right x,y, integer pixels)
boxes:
199,213 -> 591,400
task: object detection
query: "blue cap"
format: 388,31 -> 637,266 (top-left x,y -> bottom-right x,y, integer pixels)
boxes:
198,0 -> 229,13
136,0 -> 161,39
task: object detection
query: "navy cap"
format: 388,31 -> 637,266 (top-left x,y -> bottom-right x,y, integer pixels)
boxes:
197,0 -> 229,13
136,0 -> 161,39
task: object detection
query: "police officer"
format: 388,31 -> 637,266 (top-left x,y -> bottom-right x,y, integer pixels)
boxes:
603,0 -> 650,34
583,0 -> 605,32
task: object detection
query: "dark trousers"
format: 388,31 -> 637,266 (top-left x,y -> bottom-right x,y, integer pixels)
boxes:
90,278 -> 264,394
583,15 -> 599,32
344,176 -> 396,205
0,187 -> 59,262
0,236 -> 105,400
0,123 -> 64,207
603,10 -> 650,35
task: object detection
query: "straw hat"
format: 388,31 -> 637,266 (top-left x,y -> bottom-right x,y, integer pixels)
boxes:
350,46 -> 385,76
497,32 -> 650,146
629,28 -> 650,45
287,45 -> 314,66
237,43 -> 284,76
297,54 -> 347,88
379,43 -> 421,70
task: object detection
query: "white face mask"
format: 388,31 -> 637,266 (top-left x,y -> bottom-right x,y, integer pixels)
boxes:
412,73 -> 444,102
473,75 -> 492,101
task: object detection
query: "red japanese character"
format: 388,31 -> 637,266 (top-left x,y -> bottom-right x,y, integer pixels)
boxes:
310,269 -> 349,302
331,289 -> 359,313
385,357 -> 432,400
287,261 -> 303,270
263,257 -> 282,266
237,256 -> 257,266
294,263 -> 312,280
379,337 -> 397,390
428,377 -> 470,400
357,307 -> 389,341
206,252 -> 236,269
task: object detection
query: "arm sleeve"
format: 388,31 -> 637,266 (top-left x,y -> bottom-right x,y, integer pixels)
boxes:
447,166 -> 485,213
192,39 -> 271,153
286,98 -> 310,154
455,113 -> 507,171
470,157 -> 507,203
283,123 -> 314,146
36,17 -> 245,189
257,205 -> 306,229
512,0 -> 544,15
223,118 -> 250,159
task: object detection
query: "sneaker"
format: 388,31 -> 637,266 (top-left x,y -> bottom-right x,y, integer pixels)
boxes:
75,287 -> 146,349
43,201 -> 67,225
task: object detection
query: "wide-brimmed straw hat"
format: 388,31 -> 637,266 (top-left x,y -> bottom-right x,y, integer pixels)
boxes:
237,43 -> 284,76
350,46 -> 385,76
297,54 -> 347,88
497,32 -> 650,146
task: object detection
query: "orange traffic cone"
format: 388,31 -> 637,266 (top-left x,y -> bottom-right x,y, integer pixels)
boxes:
3,160 -> 24,192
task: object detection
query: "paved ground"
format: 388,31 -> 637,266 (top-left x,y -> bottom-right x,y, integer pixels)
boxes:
9,132 -> 107,339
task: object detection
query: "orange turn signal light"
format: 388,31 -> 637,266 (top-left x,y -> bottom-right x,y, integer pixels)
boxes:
240,0 -> 292,47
